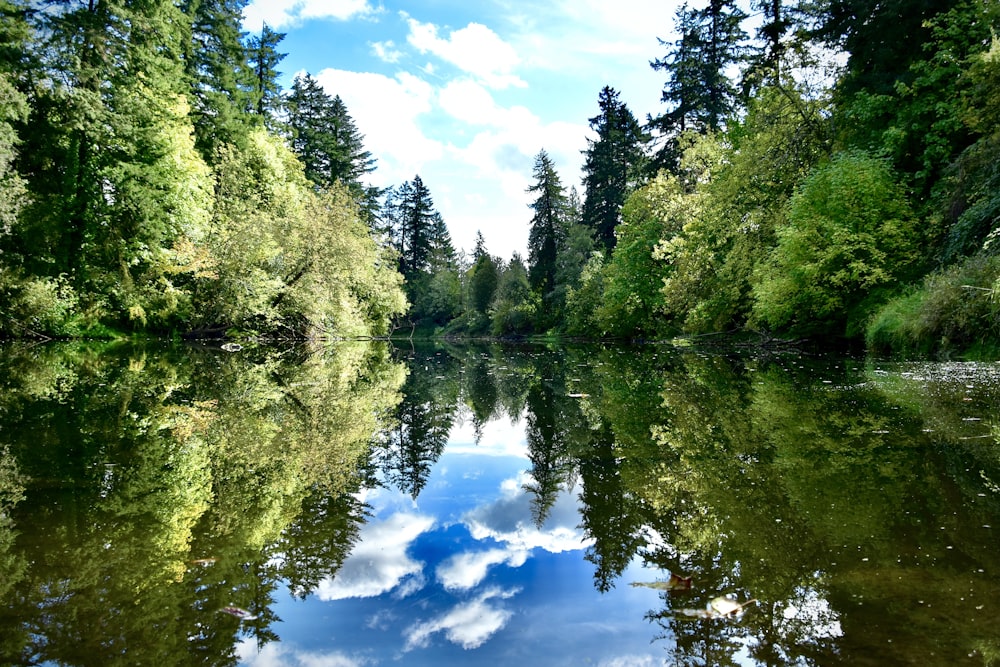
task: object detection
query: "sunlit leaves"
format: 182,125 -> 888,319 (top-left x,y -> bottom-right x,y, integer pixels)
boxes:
752,151 -> 921,336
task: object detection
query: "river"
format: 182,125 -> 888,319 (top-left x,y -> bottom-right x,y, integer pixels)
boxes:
0,340 -> 998,666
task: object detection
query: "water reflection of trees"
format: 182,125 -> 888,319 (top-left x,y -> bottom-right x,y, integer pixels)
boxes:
383,343 -> 1000,666
0,341 -> 404,666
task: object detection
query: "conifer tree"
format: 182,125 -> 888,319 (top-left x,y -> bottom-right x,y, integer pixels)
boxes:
15,0 -> 212,327
581,86 -> 647,251
246,23 -> 286,129
649,0 -> 747,170
526,150 -> 568,296
286,74 -> 375,193
182,0 -> 255,159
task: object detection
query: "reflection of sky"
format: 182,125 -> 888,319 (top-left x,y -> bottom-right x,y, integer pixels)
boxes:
238,416 -> 670,667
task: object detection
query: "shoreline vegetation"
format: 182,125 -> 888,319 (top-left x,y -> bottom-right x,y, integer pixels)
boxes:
1,2 -> 999,358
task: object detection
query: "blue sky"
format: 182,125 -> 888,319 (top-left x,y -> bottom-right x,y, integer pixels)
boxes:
240,0 -> 683,261
235,415 -> 677,666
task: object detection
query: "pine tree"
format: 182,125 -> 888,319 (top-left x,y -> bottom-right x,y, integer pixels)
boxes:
400,175 -> 437,281
526,150 -> 568,295
469,231 -> 499,314
286,74 -> 376,194
649,0 -> 747,170
246,23 -> 286,129
181,0 -> 255,159
581,86 -> 647,251
15,0 -> 212,326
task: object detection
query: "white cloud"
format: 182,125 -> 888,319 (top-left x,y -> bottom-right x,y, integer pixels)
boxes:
462,472 -> 593,554
312,68 -> 444,185
436,547 -> 528,591
370,40 -> 403,64
446,415 -> 529,458
315,512 -> 434,601
403,587 -> 518,651
243,0 -> 380,31
236,640 -> 373,667
404,17 -> 526,89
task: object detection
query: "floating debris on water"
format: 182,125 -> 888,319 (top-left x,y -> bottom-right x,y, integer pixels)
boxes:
219,606 -> 257,621
188,558 -> 217,567
677,596 -> 758,619
631,572 -> 693,592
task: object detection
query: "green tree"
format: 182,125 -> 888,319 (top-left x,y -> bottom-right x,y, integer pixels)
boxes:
246,23 -> 286,128
12,0 -> 213,331
195,128 -> 405,337
469,232 -> 499,314
526,150 -> 568,324
658,88 -> 829,333
491,253 -> 536,336
0,70 -> 27,242
649,0 -> 747,170
751,151 -> 922,337
286,73 -> 375,193
595,173 -> 681,338
181,0 -> 255,159
581,86 -> 647,251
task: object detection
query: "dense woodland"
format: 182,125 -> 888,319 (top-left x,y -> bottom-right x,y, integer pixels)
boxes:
1,1 -> 999,354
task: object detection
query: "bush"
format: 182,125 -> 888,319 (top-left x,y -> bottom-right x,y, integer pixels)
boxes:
866,253 -> 1000,355
752,151 -> 922,338
3,275 -> 79,337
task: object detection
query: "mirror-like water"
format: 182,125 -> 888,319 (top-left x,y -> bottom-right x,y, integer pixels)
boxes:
1,341 -> 998,666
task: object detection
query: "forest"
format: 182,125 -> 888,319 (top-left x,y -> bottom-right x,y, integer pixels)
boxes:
1,0 -> 999,355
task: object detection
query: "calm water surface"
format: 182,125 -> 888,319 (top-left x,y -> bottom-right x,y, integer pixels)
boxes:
0,341 -> 998,666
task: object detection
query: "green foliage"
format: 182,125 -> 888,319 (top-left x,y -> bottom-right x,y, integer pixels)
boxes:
752,151 -> 922,337
659,89 -> 829,333
581,86 -> 647,251
526,150 -> 569,299
469,250 -> 499,314
491,254 -> 536,336
648,0 -> 748,169
866,253 -> 1000,355
564,252 -> 606,337
595,173 -> 680,338
182,0 -> 257,159
0,71 -> 27,235
198,129 -> 405,337
937,35 -> 1000,263
1,275 -> 77,337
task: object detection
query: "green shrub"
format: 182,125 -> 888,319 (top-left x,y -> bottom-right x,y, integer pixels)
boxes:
866,253 -> 1000,355
752,151 -> 922,338
5,275 -> 79,336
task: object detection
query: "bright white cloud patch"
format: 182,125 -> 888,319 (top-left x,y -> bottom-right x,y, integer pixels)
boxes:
315,512 -> 434,601
404,16 -> 525,89
436,547 -> 528,591
313,68 -> 443,185
463,472 -> 594,554
243,0 -> 379,31
236,640 -> 373,667
370,40 -> 403,63
403,587 -> 518,651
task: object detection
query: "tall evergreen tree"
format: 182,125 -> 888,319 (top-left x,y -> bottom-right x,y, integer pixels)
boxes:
526,150 -> 568,296
286,74 -> 375,193
246,23 -> 286,129
649,0 -> 748,170
181,0 -> 255,159
387,175 -> 439,285
581,86 -> 647,251
743,0 -> 797,91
